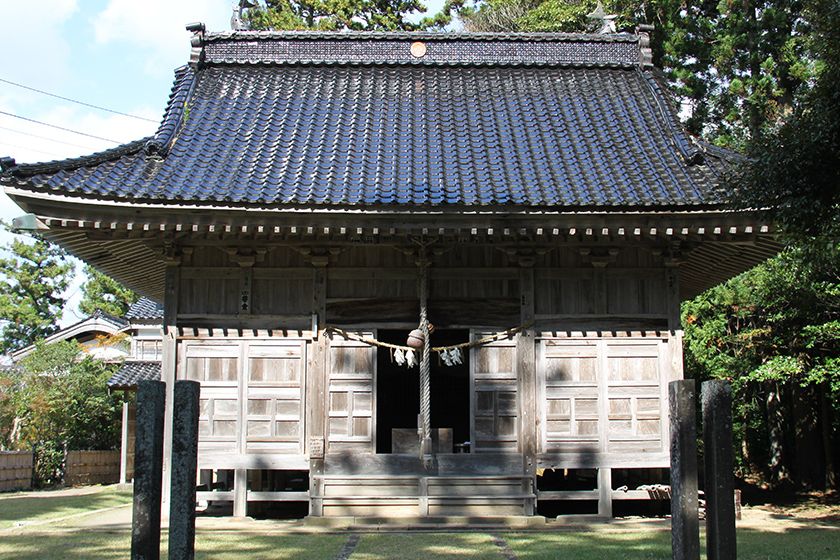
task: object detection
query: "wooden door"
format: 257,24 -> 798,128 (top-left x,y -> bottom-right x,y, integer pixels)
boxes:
181,341 -> 241,454
244,340 -> 306,454
538,340 -> 601,454
326,334 -> 376,453
537,338 -> 668,458
470,334 -> 519,453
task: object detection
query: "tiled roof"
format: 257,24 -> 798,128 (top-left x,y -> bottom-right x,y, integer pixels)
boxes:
107,361 -> 161,390
125,297 -> 164,321
1,32 -> 738,210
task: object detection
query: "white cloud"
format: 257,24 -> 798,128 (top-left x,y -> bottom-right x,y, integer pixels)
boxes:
93,0 -> 231,76
0,1 -> 79,86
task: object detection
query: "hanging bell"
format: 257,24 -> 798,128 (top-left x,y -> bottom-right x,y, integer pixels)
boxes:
406,328 -> 424,349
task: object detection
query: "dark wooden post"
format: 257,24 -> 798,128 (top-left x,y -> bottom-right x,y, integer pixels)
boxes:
702,380 -> 736,560
670,379 -> 699,560
132,380 -> 166,560
168,380 -> 201,560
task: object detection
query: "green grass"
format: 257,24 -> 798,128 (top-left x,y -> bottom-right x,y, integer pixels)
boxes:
505,528 -> 840,560
0,529 -> 838,560
0,531 -> 347,560
353,533 -> 501,559
0,486 -> 132,530
1,488 -> 838,559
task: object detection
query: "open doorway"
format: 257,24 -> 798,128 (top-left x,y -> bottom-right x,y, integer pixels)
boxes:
376,329 -> 471,454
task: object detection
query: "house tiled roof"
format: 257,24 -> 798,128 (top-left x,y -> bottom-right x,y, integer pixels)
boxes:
107,361 -> 161,390
125,297 -> 164,321
0,31 -> 738,210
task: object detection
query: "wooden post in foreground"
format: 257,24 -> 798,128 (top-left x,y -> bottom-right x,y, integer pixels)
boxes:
132,380 -> 166,560
670,379 -> 699,560
120,398 -> 130,484
168,380 -> 201,560
702,380 -> 736,560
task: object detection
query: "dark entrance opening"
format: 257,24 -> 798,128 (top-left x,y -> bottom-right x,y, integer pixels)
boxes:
376,329 -> 471,454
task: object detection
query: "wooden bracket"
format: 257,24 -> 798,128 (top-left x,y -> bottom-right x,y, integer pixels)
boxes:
224,247 -> 267,267
291,246 -> 344,267
580,247 -> 619,267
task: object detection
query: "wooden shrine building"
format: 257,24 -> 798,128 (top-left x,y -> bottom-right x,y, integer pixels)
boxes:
1,27 -> 779,519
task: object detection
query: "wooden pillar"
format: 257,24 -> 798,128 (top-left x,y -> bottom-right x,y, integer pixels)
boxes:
598,468 -> 613,518
665,265 -> 684,380
702,380 -> 736,560
308,265 -> 327,516
120,397 -> 130,485
517,265 -> 536,485
670,379 -> 699,560
131,380 -> 166,560
233,468 -> 248,518
162,264 -> 180,508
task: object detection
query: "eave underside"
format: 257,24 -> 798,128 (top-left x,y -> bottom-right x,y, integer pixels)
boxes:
28,203 -> 782,302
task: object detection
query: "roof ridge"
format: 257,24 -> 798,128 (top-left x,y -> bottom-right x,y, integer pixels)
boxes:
144,65 -> 197,157
196,30 -> 644,69
1,137 -> 149,178
203,30 -> 639,43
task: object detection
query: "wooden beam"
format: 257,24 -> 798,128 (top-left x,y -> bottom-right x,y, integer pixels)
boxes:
308,265 -> 328,516
517,266 -> 537,487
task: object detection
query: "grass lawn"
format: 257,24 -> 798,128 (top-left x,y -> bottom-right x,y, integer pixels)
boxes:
506,528 -> 840,559
0,486 -> 132,530
1,486 -> 838,559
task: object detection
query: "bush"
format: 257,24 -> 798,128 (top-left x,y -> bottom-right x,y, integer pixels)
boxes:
1,340 -> 123,487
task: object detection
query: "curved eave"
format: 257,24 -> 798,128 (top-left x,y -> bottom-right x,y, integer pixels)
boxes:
6,188 -> 783,303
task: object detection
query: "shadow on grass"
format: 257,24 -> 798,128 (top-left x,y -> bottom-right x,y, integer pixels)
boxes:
0,530 -> 346,560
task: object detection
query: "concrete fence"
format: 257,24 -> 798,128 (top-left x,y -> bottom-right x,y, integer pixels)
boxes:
0,451 -> 34,491
65,450 -> 121,486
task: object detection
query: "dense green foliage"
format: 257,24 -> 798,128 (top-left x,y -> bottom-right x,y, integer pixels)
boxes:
461,0 -> 822,148
246,0 -> 463,31
0,341 -> 122,486
731,0 -> 840,239
79,265 -> 139,319
0,227 -> 74,354
683,247 -> 839,487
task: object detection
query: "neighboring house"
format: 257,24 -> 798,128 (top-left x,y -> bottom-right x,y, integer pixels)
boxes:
106,297 -> 163,483
10,310 -> 130,363
2,28 -> 781,520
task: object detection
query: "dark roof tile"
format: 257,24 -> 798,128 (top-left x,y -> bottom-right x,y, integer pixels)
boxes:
125,297 -> 164,321
107,361 -> 161,390
2,32 -> 740,210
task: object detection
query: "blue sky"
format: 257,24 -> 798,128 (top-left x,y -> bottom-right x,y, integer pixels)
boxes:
0,0 -> 235,323
1,1 -> 448,325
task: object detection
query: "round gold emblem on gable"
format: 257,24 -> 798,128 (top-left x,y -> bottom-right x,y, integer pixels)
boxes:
410,41 -> 427,58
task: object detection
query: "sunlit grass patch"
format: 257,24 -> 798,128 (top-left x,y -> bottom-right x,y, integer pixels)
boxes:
507,530 -> 670,560
353,532 -> 501,560
0,486 -> 132,530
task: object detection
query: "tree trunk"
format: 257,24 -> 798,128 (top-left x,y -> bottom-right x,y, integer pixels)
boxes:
821,384 -> 837,490
767,383 -> 790,485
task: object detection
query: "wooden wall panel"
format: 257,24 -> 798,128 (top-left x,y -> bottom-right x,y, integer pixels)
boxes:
534,270 -> 596,315
244,341 -> 306,454
539,341 -> 601,454
327,336 -> 376,453
537,338 -> 668,458
251,278 -> 313,315
471,336 -> 519,453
